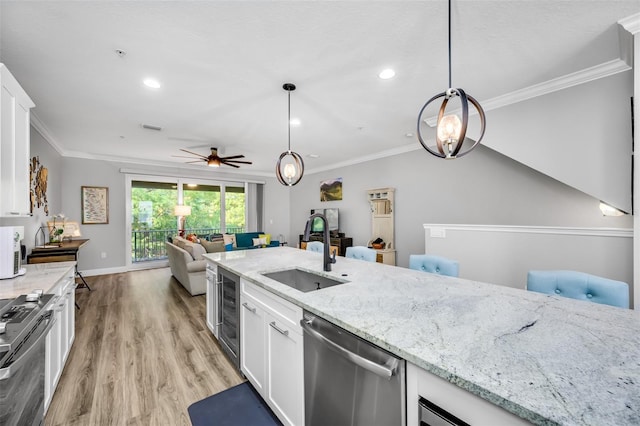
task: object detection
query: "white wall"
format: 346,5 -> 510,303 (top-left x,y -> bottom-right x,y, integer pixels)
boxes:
423,224 -> 632,305
289,145 -> 632,268
482,71 -> 633,212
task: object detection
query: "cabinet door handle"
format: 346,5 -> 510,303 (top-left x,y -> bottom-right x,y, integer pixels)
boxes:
242,302 -> 256,313
269,321 -> 289,336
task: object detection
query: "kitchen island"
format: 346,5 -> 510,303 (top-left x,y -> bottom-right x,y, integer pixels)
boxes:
204,247 -> 640,426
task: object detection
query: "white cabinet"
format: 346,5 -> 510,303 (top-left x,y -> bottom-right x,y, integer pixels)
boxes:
0,64 -> 34,217
240,279 -> 304,426
265,312 -> 304,426
240,292 -> 266,395
44,268 -> 76,413
205,262 -> 219,337
406,362 -> 531,425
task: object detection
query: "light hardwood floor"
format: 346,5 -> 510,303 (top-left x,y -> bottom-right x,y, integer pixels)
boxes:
45,268 -> 244,426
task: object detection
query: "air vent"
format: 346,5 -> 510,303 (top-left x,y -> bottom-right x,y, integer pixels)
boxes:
141,124 -> 162,131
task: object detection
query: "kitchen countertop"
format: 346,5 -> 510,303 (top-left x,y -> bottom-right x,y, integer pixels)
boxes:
204,247 -> 640,426
0,261 -> 76,299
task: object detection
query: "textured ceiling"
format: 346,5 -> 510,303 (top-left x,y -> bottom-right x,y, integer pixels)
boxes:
0,1 -> 638,176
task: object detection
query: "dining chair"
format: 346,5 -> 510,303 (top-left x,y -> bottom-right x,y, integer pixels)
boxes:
409,254 -> 459,277
526,270 -> 629,309
305,241 -> 324,253
345,246 -> 377,262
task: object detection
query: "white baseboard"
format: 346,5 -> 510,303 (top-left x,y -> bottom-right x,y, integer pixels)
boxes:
79,260 -> 169,277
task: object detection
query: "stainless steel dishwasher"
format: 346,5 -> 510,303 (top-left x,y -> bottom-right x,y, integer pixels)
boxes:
301,311 -> 406,426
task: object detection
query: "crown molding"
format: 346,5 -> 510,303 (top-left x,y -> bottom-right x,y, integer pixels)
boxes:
424,59 -> 631,126
304,142 -> 420,175
30,112 -> 66,155
619,12 -> 640,35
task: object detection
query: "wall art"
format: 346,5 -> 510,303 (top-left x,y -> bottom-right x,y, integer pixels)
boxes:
320,178 -> 342,201
30,156 -> 49,215
82,186 -> 109,224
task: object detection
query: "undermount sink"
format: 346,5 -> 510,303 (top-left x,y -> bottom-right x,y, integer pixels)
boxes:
261,268 -> 349,293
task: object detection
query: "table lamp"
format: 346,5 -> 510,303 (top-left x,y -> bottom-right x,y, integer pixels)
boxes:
174,205 -> 192,237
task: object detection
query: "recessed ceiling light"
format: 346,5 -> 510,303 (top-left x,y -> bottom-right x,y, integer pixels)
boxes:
307,154 -> 319,159
405,132 -> 414,138
143,78 -> 161,89
378,69 -> 396,80
290,118 -> 301,127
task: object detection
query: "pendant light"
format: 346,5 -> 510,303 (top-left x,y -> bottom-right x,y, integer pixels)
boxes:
417,0 -> 486,159
276,83 -> 305,186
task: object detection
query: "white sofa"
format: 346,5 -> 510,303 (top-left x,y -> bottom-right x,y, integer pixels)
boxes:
165,241 -> 206,296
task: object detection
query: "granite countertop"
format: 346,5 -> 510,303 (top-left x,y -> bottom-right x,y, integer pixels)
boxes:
204,247 -> 640,426
0,262 -> 76,299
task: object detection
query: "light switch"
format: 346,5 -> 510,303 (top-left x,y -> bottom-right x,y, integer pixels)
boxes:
430,227 -> 446,238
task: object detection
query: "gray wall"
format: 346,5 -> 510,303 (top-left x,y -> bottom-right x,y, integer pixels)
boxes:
60,157 -> 126,272
53,157 -> 292,273
0,126 -> 63,254
289,145 -> 632,268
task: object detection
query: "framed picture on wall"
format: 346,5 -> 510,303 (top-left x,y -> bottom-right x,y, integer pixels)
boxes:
81,186 -> 109,224
320,178 -> 343,201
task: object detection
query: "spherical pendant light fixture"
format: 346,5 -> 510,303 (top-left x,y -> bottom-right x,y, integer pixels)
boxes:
276,83 -> 305,186
417,0 -> 486,159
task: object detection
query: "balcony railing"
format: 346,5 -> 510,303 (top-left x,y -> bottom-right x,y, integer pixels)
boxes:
132,226 -> 245,263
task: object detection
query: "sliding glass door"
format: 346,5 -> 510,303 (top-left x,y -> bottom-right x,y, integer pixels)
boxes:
126,175 -> 248,264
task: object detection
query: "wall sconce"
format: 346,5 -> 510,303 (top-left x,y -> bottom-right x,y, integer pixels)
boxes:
174,205 -> 192,236
599,201 -> 627,217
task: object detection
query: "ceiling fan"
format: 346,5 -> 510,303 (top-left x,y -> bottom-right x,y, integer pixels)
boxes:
173,147 -> 252,168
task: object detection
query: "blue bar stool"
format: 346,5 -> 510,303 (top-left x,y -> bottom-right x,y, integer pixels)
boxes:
527,270 -> 629,309
409,254 -> 459,277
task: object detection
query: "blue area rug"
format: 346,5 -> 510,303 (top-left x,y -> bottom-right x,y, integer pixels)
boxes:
188,382 -> 282,426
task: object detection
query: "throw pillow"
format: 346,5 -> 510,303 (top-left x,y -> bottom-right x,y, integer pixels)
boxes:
258,234 -> 271,244
252,237 -> 268,247
188,241 -> 206,260
223,233 -> 236,248
225,243 -> 233,251
174,240 -> 193,259
186,233 -> 199,243
200,239 -> 225,253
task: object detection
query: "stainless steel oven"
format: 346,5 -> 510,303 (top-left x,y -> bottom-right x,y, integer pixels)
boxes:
0,293 -> 55,426
217,266 -> 240,369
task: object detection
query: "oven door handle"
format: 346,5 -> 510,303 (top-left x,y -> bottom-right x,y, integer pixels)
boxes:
0,311 -> 56,380
300,319 -> 397,379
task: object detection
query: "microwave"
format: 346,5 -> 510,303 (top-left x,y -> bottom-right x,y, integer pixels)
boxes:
0,226 -> 26,279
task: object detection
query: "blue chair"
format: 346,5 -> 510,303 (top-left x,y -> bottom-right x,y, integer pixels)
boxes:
409,254 -> 459,277
305,241 -> 324,253
527,270 -> 629,309
345,246 -> 377,262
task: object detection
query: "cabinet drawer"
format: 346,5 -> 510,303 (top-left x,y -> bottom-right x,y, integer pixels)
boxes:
241,279 -> 302,333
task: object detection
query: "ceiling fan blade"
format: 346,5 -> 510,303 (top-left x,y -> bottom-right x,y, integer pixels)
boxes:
222,160 -> 252,165
179,148 -> 208,159
218,154 -> 245,160
184,160 -> 205,164
222,162 -> 240,168
172,155 -> 206,159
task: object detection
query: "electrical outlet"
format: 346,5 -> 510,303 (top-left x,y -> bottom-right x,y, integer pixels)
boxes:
101,252 -> 107,259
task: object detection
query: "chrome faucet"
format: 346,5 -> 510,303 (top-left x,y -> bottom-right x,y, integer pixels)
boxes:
303,213 -> 336,272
